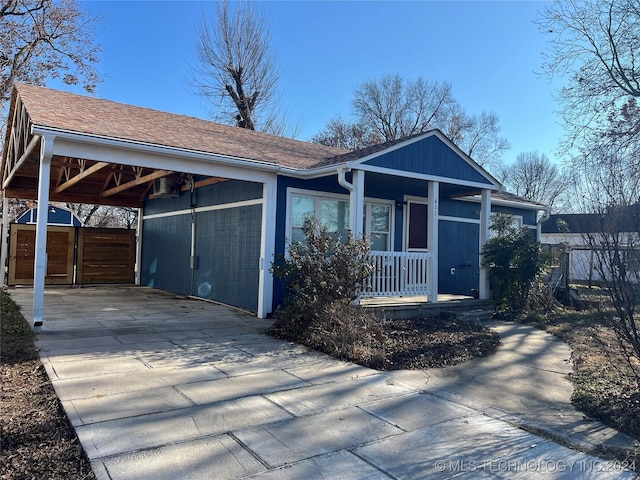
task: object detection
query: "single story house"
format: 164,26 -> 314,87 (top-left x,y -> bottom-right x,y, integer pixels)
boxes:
1,83 -> 548,328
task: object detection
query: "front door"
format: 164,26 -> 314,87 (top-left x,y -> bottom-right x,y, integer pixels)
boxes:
406,200 -> 428,251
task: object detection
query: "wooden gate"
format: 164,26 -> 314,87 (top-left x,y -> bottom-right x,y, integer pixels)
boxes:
9,225 -> 75,285
8,225 -> 135,286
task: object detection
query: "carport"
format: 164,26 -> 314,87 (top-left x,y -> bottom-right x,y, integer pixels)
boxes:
1,83 -> 280,328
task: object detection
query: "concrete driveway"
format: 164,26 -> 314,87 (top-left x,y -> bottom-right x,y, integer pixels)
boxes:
8,286 -> 638,479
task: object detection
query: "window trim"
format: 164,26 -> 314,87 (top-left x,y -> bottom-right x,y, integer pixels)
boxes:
285,187 -> 395,251
488,213 -> 525,239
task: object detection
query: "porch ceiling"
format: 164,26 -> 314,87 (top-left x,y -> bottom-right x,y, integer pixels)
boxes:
364,171 -> 484,198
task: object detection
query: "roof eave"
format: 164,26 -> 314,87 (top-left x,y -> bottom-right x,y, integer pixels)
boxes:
31,124 -> 284,174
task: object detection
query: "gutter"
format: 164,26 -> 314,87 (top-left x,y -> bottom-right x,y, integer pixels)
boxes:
337,166 -> 354,193
536,206 -> 552,241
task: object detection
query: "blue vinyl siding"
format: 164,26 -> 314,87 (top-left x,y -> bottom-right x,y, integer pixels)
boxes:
364,135 -> 494,185
491,205 -> 537,225
141,179 -> 263,312
440,198 -> 481,220
141,215 -> 192,295
193,205 -> 262,311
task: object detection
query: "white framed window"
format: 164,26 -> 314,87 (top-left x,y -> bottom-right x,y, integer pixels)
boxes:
489,212 -> 524,239
287,189 -> 393,251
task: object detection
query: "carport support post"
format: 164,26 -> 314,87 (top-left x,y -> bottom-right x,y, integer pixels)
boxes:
427,181 -> 439,302
33,136 -> 54,331
1,196 -> 8,286
479,189 -> 491,300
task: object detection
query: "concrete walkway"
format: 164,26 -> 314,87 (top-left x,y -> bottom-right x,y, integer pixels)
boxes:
8,286 -> 638,479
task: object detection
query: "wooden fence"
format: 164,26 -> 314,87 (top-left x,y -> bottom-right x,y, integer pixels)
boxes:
8,224 -> 135,286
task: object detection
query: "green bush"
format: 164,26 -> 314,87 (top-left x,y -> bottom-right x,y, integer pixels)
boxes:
481,212 -> 550,313
270,218 -> 383,363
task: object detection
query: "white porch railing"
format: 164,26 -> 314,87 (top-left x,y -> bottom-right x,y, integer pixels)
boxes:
361,251 -> 433,298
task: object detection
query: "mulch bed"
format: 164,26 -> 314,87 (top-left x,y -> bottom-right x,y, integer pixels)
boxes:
376,316 -> 500,370
1,291 -> 95,480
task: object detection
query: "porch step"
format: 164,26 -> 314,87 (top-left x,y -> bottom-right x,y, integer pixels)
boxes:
363,298 -> 495,321
446,308 -> 495,323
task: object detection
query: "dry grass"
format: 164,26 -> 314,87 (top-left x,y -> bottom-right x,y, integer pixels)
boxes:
521,307 -> 640,467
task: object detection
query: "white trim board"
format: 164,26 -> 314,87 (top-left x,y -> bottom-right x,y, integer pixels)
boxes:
142,198 -> 263,220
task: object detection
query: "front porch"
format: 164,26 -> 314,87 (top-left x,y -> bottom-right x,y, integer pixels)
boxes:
359,249 -> 494,320
360,294 -> 494,320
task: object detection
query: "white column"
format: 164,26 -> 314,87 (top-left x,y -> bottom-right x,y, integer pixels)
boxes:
479,189 -> 492,300
427,181 -> 439,302
1,196 -> 9,287
349,169 -> 365,238
258,177 -> 277,319
33,135 -> 54,331
135,207 -> 143,285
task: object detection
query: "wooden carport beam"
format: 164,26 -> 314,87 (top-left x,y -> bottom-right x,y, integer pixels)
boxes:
101,169 -> 173,197
2,134 -> 40,189
55,161 -> 109,193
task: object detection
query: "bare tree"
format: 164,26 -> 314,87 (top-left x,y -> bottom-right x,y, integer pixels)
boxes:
0,0 -> 100,229
502,151 -> 569,211
567,113 -> 640,377
455,111 -> 511,173
535,1 -> 640,373
192,0 -> 282,133
64,203 -> 137,228
310,116 -> 381,151
0,0 -> 100,111
352,74 -> 455,142
324,73 -> 510,170
539,0 -> 640,151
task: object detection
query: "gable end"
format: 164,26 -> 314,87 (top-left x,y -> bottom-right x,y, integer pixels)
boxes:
361,134 -> 495,186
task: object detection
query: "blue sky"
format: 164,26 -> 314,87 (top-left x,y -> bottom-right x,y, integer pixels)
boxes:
75,0 -> 564,166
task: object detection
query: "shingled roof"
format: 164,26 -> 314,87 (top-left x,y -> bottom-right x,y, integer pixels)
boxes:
10,83 -> 348,170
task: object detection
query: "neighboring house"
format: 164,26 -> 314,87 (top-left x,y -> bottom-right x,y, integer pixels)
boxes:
541,208 -> 640,284
1,84 -> 547,327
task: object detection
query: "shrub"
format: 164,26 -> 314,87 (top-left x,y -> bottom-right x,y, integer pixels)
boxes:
270,218 -> 383,363
481,212 -> 550,313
